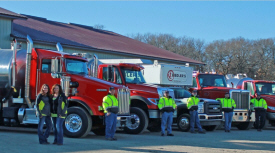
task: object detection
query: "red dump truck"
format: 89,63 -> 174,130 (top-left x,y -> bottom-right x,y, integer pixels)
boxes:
189,72 -> 255,130
226,74 -> 275,128
0,36 -> 131,138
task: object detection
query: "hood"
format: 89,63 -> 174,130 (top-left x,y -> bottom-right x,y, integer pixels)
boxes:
127,83 -> 160,94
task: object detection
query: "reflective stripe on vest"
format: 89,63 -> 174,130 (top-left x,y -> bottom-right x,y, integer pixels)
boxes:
161,98 -> 173,108
191,97 -> 198,107
222,98 -> 232,108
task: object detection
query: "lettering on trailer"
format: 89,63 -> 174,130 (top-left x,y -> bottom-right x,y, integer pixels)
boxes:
167,70 -> 187,82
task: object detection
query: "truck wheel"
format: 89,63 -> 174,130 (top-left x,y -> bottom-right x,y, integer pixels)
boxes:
236,122 -> 253,130
63,107 -> 92,138
203,125 -> 217,131
124,107 -> 148,134
177,114 -> 190,132
92,128 -> 105,136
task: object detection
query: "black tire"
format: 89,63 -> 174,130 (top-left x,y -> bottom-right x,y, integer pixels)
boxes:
63,107 -> 92,138
177,114 -> 190,132
92,128 -> 105,136
236,122 -> 253,130
147,120 -> 161,132
203,125 -> 217,131
124,107 -> 148,134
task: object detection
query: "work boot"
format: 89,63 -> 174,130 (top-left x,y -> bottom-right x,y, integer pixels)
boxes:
167,133 -> 174,136
198,130 -> 206,134
112,137 -> 117,141
257,129 -> 262,132
161,133 -> 165,136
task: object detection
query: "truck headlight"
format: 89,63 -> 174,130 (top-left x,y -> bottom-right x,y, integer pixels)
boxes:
268,106 -> 275,111
148,98 -> 159,105
198,103 -> 204,113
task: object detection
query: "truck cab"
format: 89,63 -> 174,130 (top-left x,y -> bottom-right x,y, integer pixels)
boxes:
226,75 -> 275,127
88,58 -> 173,133
190,72 -> 255,130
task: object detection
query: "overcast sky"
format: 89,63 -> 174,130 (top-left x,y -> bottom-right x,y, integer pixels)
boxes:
1,1 -> 275,43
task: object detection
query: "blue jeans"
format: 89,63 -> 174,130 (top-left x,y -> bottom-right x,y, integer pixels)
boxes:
105,113 -> 117,139
190,110 -> 203,132
52,117 -> 65,144
38,116 -> 52,144
161,112 -> 173,134
224,111 -> 233,131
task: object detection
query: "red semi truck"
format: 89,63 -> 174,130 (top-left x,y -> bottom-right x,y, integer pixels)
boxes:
189,72 -> 255,130
87,58 -> 175,133
226,74 -> 275,127
0,36 -> 131,138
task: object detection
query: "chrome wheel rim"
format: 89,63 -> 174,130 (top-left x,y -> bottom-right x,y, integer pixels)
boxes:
179,117 -> 189,130
65,114 -> 82,133
126,113 -> 140,130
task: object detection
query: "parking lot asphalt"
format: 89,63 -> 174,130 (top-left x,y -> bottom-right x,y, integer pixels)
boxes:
0,126 -> 275,153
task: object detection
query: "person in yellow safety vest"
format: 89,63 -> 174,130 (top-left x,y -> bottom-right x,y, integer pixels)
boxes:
158,90 -> 177,136
216,92 -> 236,133
102,87 -> 119,141
250,94 -> 267,132
187,90 -> 205,134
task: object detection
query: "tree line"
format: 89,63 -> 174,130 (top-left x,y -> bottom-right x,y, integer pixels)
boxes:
129,33 -> 275,81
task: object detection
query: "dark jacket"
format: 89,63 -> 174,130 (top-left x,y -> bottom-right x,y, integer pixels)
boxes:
51,93 -> 68,117
36,93 -> 52,117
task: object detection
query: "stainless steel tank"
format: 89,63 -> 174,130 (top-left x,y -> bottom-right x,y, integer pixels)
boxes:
0,49 -> 13,89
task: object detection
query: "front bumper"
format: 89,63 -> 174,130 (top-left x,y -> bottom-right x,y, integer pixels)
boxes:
266,112 -> 275,120
199,114 -> 223,126
230,109 -> 255,122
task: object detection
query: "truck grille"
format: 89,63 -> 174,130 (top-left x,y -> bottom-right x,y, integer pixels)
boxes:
117,88 -> 130,115
231,91 -> 250,109
205,103 -> 221,115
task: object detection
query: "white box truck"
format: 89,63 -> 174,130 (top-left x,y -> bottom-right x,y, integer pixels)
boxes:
142,61 -> 223,132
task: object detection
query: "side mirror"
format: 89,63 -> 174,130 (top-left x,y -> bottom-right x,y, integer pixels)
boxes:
51,58 -> 59,73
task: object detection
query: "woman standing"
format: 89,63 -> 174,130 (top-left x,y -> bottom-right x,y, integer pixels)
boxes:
37,84 -> 52,144
51,84 -> 68,145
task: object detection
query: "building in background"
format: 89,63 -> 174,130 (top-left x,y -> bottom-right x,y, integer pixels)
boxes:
0,7 -> 204,67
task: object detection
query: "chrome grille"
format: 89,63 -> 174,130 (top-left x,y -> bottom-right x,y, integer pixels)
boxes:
231,91 -> 250,109
117,88 -> 130,115
207,103 -> 221,114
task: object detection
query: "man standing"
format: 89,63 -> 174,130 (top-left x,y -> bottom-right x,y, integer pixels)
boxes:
102,87 -> 119,141
251,94 -> 267,132
217,92 -> 236,132
187,90 -> 205,134
158,90 -> 177,136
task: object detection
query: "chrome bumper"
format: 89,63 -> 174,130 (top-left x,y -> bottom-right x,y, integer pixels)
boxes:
229,109 -> 255,122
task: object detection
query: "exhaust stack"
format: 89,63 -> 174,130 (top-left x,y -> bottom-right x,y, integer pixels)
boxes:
92,54 -> 98,78
56,42 -> 63,52
12,39 -> 17,87
24,35 -> 33,108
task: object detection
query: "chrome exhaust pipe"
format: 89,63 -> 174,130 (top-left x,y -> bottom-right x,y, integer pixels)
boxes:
56,42 -> 63,52
12,39 -> 17,87
24,35 -> 33,108
93,54 -> 98,78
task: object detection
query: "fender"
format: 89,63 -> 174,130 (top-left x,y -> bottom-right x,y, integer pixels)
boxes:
68,99 -> 94,115
130,96 -> 152,105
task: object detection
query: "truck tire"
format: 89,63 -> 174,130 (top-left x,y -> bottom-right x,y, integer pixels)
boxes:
203,125 -> 218,131
92,128 -> 105,136
124,107 -> 148,134
177,114 -> 190,132
63,107 -> 92,138
236,122 -> 253,130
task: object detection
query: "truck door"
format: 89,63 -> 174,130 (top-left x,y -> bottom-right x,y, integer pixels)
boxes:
102,66 -> 123,85
38,59 -> 61,95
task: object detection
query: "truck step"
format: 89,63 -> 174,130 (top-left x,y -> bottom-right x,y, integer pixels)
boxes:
23,108 -> 39,124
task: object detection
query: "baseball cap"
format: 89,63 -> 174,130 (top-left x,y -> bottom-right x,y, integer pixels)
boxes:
165,90 -> 169,93
109,87 -> 115,91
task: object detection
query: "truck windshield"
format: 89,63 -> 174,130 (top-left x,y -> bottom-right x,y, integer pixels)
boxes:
198,74 -> 227,87
172,88 -> 191,99
255,82 -> 275,95
121,68 -> 146,84
65,59 -> 88,75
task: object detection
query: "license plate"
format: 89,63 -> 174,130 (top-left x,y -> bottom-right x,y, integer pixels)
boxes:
238,116 -> 243,120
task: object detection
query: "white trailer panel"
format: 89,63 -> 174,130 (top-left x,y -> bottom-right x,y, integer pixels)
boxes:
142,64 -> 193,86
